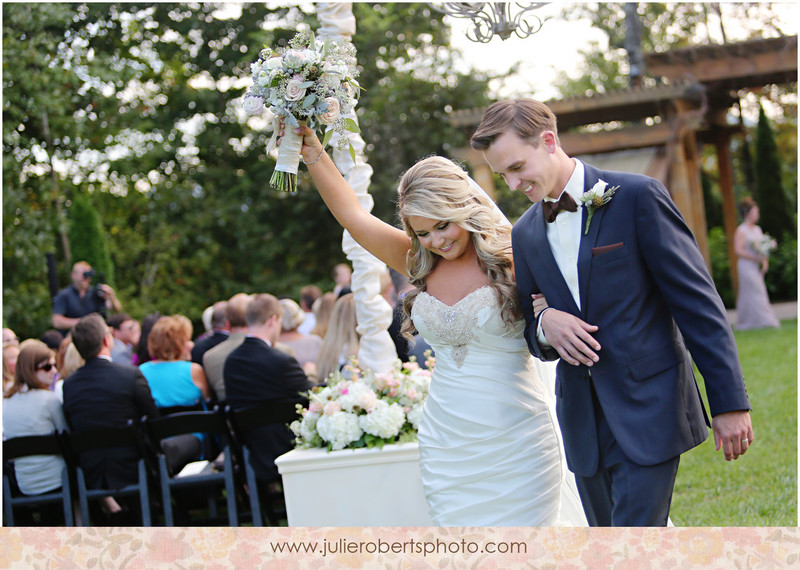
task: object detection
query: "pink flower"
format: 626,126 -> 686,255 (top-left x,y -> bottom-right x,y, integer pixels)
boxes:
317,97 -> 341,125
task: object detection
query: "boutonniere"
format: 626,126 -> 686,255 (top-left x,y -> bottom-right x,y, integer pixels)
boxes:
579,179 -> 619,235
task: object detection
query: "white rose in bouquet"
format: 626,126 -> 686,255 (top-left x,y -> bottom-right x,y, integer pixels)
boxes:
284,77 -> 307,102
242,95 -> 264,116
264,56 -> 284,71
317,97 -> 341,125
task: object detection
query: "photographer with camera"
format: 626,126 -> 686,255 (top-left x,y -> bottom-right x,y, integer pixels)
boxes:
52,261 -> 121,334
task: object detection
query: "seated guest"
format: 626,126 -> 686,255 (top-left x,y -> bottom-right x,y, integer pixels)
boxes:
62,313 -> 159,505
310,292 -> 337,339
108,313 -> 141,366
39,329 -> 64,351
3,340 -> 69,502
134,313 -> 161,366
224,294 -> 314,481
139,315 -> 210,408
54,337 -> 85,402
331,263 -> 352,298
316,293 -> 360,382
191,300 -> 229,365
296,285 -> 321,336
278,299 -> 322,369
2,328 -> 19,346
3,340 -> 20,396
203,293 -> 252,402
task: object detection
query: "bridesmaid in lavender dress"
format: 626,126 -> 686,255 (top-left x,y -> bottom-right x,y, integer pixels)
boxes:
734,198 -> 780,330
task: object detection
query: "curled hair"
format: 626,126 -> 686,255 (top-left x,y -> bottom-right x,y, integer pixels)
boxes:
148,315 -> 193,361
396,156 -> 520,339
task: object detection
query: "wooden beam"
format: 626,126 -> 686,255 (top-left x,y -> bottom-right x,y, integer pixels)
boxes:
559,118 -> 703,156
645,37 -> 797,88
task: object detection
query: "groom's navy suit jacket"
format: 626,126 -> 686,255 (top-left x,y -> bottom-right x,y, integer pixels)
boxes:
512,162 -> 751,477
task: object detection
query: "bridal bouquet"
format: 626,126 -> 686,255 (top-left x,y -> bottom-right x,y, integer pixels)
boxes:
243,29 -> 361,192
290,356 -> 434,452
754,234 -> 777,257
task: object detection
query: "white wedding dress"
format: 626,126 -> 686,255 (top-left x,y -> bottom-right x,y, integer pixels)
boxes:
412,286 -> 587,527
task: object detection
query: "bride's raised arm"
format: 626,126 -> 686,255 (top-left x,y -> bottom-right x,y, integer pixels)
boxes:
284,123 -> 411,275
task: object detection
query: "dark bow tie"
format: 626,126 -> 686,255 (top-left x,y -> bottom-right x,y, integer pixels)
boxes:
542,192 -> 578,223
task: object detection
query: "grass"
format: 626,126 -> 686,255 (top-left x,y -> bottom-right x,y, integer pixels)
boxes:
671,319 -> 797,526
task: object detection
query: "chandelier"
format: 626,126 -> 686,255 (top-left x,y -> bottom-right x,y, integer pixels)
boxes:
433,3 -> 547,43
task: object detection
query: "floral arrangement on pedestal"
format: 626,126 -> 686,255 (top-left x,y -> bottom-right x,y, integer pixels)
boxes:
243,29 -> 361,192
290,355 -> 434,452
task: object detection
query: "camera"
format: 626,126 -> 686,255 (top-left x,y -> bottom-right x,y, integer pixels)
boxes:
90,271 -> 108,317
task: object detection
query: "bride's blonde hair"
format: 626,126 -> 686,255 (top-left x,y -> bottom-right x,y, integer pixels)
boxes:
396,156 -> 519,339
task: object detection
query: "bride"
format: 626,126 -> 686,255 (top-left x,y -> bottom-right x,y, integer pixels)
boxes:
287,123 -> 586,527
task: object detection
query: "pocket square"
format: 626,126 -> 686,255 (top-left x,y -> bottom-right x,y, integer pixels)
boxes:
592,242 -> 624,256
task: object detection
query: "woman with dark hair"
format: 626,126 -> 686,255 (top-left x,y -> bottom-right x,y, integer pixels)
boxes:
134,312 -> 161,365
734,197 -> 780,330
2,340 -> 68,497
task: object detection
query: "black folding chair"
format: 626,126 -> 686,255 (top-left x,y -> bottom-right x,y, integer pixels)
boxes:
143,407 -> 239,526
63,420 -> 154,526
3,433 -> 74,526
224,400 -> 303,526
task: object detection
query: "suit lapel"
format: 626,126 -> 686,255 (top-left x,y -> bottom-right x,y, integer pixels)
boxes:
531,204 -> 582,315
577,164 -> 608,318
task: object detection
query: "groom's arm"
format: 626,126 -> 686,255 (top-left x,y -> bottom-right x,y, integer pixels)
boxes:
634,177 -> 753,461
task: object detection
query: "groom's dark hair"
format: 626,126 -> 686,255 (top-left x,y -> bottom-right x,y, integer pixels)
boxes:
470,99 -> 560,150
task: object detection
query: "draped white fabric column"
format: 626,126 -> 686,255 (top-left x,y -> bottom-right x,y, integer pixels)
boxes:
316,2 -> 397,373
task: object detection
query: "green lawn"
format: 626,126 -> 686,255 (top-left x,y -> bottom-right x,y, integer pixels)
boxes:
671,319 -> 797,526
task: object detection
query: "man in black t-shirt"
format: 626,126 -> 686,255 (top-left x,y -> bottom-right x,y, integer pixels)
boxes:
52,261 -> 121,334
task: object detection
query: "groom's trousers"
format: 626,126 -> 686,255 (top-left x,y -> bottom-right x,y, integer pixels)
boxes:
574,381 -> 680,527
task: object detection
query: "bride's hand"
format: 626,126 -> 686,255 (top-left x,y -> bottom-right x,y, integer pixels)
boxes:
531,293 -> 549,318
277,119 -> 325,165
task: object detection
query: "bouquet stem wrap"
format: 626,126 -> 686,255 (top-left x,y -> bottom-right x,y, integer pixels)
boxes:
270,120 -> 306,192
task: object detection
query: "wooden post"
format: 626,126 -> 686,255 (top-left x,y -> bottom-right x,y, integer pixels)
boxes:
716,130 -> 739,294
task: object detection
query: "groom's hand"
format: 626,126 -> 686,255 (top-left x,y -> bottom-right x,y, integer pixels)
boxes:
540,309 -> 600,367
712,410 -> 754,461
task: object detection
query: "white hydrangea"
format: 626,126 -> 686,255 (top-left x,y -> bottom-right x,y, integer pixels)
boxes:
338,381 -> 378,413
406,404 -> 424,430
291,412 -> 320,442
316,411 -> 363,451
359,400 -> 406,439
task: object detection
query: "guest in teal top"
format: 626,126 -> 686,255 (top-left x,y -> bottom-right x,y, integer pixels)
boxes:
139,315 -> 210,408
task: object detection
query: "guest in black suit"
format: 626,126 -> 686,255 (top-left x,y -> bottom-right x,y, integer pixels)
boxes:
63,313 -> 159,493
191,300 -> 229,365
224,294 -> 313,481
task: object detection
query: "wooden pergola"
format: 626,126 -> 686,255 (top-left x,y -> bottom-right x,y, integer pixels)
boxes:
449,35 -> 797,289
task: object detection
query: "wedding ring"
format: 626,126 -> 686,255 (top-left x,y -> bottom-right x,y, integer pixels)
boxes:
741,438 -> 749,444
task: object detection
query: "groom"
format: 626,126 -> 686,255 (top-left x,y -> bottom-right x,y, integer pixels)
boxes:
470,99 -> 753,526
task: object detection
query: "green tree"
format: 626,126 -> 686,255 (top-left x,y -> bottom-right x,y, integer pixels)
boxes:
3,3 -> 494,337
67,193 -> 115,284
754,104 -> 796,240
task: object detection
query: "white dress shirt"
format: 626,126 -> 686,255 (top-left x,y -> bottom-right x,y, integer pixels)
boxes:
537,159 -> 585,344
